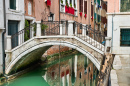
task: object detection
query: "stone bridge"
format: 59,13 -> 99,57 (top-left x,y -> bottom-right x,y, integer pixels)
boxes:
5,21 -> 106,75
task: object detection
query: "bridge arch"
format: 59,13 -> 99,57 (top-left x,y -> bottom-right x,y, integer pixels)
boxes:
5,40 -> 100,74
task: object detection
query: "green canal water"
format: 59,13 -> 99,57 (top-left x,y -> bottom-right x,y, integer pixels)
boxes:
1,53 -> 99,86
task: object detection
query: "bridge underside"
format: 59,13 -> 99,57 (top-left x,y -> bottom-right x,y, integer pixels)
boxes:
5,36 -> 103,75
7,46 -> 51,75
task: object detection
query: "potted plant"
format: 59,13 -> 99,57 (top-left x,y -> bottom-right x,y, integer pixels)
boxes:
74,4 -> 76,8
41,24 -> 48,35
61,0 -> 63,4
84,12 -> 87,18
66,1 -> 69,7
79,10 -> 82,17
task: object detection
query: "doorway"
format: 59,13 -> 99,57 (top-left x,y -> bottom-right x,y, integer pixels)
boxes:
8,20 -> 19,48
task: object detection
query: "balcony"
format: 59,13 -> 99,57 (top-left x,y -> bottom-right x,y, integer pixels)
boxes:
60,4 -> 77,16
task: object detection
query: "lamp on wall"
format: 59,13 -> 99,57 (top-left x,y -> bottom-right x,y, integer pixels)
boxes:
48,12 -> 54,21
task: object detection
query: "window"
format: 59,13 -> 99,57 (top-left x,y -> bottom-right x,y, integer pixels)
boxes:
84,1 -> 87,14
120,0 -> 130,12
28,2 -> 32,15
10,0 -> 16,10
120,29 -> 130,46
79,0 -> 83,12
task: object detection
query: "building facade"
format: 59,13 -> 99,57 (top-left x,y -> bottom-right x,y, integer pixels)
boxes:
107,0 -> 130,55
0,0 -> 5,74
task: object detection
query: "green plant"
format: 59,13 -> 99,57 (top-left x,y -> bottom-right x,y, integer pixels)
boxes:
61,0 -> 63,4
74,4 -> 76,8
41,24 -> 48,31
24,20 -> 30,41
66,1 -> 69,7
70,4 -> 72,8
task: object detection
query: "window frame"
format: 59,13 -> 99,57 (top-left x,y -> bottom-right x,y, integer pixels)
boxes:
120,28 -> 130,46
9,0 -> 19,10
120,0 -> 130,12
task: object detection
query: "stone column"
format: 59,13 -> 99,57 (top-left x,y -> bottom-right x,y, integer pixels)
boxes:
68,20 -> 74,36
36,21 -> 41,37
105,37 -> 112,53
5,36 -> 12,68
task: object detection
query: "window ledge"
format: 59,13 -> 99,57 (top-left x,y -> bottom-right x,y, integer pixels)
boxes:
8,8 -> 22,13
107,12 -> 130,15
60,3 -> 66,6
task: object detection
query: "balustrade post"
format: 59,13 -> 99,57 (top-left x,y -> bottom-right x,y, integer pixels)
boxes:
82,24 -> 86,36
36,21 -> 41,37
105,37 -> 112,53
6,36 -> 12,50
60,24 -> 63,35
68,20 -> 74,36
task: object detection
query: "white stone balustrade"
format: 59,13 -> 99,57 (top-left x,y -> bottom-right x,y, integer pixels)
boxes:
60,24 -> 63,35
36,21 -> 41,37
105,37 -> 112,52
68,20 -> 74,36
82,24 -> 86,36
6,36 -> 12,50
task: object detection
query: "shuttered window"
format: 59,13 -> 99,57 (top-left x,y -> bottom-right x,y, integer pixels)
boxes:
84,1 -> 87,14
120,29 -> 130,46
10,0 -> 16,10
79,0 -> 83,12
91,4 -> 93,17
28,2 -> 32,15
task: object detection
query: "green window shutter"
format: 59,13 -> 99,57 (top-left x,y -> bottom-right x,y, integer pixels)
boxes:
94,13 -> 97,20
121,29 -> 130,46
10,0 -> 16,10
94,0 -> 96,3
97,0 -> 100,4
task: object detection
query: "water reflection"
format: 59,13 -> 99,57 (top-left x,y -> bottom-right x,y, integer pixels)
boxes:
1,53 -> 99,86
42,53 -> 99,86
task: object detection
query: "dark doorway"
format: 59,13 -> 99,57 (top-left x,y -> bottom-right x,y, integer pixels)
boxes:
8,20 -> 19,48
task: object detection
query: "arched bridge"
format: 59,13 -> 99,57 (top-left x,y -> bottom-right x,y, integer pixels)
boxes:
5,21 -> 106,75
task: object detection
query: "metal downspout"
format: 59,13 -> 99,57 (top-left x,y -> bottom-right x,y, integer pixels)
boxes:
2,0 -> 6,74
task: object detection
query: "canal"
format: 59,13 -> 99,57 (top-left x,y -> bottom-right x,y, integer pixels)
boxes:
1,52 -> 99,86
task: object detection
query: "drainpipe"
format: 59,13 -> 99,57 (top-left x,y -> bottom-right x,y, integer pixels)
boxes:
59,0 -> 60,33
2,0 -> 6,74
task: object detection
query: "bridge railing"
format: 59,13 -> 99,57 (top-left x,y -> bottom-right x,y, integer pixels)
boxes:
10,23 -> 36,49
74,22 -> 105,50
41,21 -> 68,36
8,21 -> 105,50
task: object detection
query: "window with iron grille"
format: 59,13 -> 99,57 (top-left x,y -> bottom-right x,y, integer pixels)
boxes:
84,1 -> 87,14
79,0 -> 83,12
10,0 -> 16,10
120,29 -> 130,46
120,0 -> 130,12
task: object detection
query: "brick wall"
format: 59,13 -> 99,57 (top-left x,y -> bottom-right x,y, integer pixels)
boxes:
47,45 -> 70,55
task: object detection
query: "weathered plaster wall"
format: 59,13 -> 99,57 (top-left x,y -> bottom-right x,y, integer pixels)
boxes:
107,0 -> 119,13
